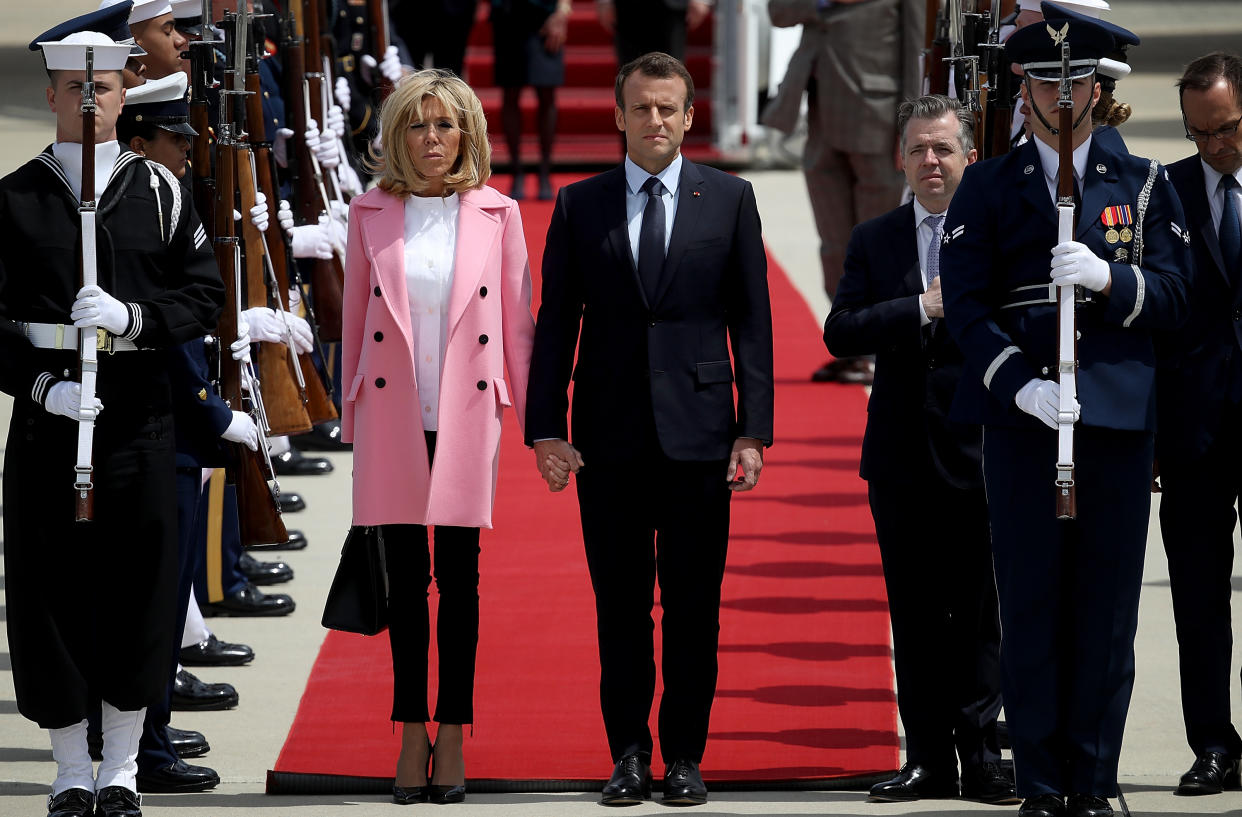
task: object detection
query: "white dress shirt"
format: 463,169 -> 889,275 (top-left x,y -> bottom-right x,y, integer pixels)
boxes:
53,141 -> 121,201
404,193 -> 459,432
1200,159 -> 1242,242
624,154 -> 681,266
1033,133 -> 1090,205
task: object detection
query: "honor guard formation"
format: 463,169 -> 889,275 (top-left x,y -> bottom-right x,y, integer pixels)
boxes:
1,0 -> 1240,816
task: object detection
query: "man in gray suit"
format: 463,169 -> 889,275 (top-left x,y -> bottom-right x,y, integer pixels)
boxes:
763,0 -> 923,383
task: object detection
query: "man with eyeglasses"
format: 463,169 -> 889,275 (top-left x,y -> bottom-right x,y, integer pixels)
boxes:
1156,50 -> 1242,798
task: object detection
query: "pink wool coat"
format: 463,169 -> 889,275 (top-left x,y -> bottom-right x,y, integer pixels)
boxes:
341,184 -> 534,528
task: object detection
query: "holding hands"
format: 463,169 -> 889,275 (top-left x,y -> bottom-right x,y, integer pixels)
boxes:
533,438 -> 584,492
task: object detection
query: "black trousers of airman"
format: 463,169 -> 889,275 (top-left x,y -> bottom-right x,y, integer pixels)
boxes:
983,425 -> 1152,799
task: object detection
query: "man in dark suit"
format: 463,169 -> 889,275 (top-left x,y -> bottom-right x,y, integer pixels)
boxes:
942,8 -> 1190,816
596,0 -> 712,65
1157,50 -> 1242,798
824,94 -> 1012,806
525,52 -> 773,808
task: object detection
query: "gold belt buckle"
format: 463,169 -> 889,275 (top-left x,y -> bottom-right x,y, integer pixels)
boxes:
96,328 -> 114,353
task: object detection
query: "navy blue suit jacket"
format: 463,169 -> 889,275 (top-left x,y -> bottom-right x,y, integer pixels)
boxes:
525,159 -> 774,462
824,201 -> 982,490
1157,156 -> 1242,464
941,137 -> 1191,431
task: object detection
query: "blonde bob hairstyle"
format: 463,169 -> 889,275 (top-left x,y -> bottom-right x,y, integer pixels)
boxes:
370,69 -> 491,197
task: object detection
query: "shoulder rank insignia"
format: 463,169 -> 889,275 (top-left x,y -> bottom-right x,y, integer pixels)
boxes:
1171,223 -> 1191,246
197,388 -> 208,401
942,224 -> 965,246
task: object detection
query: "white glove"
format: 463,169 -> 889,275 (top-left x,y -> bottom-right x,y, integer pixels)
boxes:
290,221 -> 333,260
222,410 -> 260,450
334,76 -> 352,113
1014,378 -> 1080,430
379,45 -> 403,84
230,319 -> 252,363
337,160 -> 364,196
242,306 -> 286,344
71,285 -> 130,335
273,127 -> 296,169
325,104 -> 346,139
249,192 -> 269,232
1050,241 -> 1111,292
278,199 -> 295,235
44,380 -> 104,421
304,120 -> 340,169
284,311 -> 314,353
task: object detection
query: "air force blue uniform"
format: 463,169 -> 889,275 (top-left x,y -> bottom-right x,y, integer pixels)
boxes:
941,132 -> 1191,800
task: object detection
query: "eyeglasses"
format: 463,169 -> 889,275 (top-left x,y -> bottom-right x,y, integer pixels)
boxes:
1184,114 -> 1242,143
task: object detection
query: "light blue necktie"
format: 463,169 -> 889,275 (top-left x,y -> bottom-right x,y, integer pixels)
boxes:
926,214 -> 945,285
1220,174 -> 1241,279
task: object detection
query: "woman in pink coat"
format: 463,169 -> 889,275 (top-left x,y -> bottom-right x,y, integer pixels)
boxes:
341,69 -> 534,806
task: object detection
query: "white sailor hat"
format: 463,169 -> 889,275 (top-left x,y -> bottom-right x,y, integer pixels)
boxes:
39,31 -> 133,72
100,0 -> 174,26
1018,0 -> 1109,18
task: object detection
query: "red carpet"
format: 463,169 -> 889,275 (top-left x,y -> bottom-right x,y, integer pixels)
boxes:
268,175 -> 898,794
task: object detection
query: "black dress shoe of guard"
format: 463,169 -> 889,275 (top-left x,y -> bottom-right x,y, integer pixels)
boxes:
200,582 -> 295,617
46,787 -> 93,817
271,448 -> 333,476
293,421 -> 351,451
179,634 -> 255,667
136,759 -> 220,793
1066,794 -> 1113,817
276,491 -> 306,513
1177,751 -> 1241,795
429,783 -> 466,804
662,758 -> 708,806
600,752 -> 651,806
392,783 -> 429,805
167,725 -> 209,757
238,552 -> 294,585
1019,793 -> 1067,817
867,763 -> 959,802
94,786 -> 141,817
247,529 -> 308,552
171,669 -> 239,711
962,760 -> 1020,804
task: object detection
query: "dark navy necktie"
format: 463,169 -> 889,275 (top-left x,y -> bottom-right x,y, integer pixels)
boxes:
637,176 -> 666,301
1220,174 -> 1241,277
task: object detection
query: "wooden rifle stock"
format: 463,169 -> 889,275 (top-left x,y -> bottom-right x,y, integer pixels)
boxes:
366,0 -> 394,100
927,1 -> 951,96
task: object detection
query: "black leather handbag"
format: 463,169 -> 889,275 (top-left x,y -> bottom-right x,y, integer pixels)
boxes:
321,525 -> 389,635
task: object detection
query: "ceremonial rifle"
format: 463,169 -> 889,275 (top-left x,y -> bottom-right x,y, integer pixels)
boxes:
977,0 -> 1015,158
214,19 -> 289,546
1054,41 -> 1078,520
366,0 -> 394,100
243,13 -> 338,426
74,46 -> 101,522
187,0 -> 218,231
925,0 -> 951,95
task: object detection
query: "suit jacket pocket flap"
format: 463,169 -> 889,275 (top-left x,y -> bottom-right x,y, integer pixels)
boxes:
346,373 -> 366,402
493,377 -> 512,407
696,360 -> 734,385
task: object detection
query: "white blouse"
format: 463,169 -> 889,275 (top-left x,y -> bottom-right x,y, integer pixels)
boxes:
404,192 -> 459,432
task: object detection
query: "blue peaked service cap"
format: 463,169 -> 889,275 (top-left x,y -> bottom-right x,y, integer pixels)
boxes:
1005,3 -> 1121,80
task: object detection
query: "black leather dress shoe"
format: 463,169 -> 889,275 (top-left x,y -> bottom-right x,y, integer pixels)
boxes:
962,760 -> 1019,804
867,763 -> 959,802
171,669 -> 239,711
272,448 -> 333,475
46,787 -> 93,817
179,634 -> 255,667
167,725 -> 209,757
1066,793 -> 1113,817
137,759 -> 220,793
601,752 -> 651,806
200,582 -> 295,617
1177,751 -> 1241,795
811,356 -> 875,384
247,529 -> 308,552
429,783 -> 466,804
276,491 -> 306,513
294,421 -> 351,451
662,758 -> 708,806
392,783 -> 429,805
94,786 -> 142,817
1019,793 -> 1067,817
238,552 -> 294,585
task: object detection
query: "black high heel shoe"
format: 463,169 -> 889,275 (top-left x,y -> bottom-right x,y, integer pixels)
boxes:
428,739 -> 467,804
392,737 -> 433,805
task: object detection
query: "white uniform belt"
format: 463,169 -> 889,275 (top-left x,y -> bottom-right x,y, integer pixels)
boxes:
1000,284 -> 1094,309
20,322 -> 140,352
